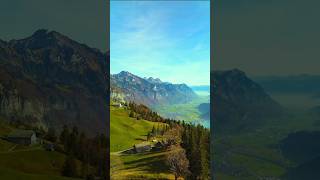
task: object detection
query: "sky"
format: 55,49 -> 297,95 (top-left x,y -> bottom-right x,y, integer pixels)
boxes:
214,0 -> 320,77
111,1 -> 210,86
0,0 -> 108,51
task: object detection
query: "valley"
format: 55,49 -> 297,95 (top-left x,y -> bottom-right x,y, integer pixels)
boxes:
154,92 -> 210,128
213,70 -> 320,180
111,71 -> 210,127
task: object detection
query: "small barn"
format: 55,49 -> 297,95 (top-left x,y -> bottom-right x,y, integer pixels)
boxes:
6,130 -> 37,145
112,103 -> 123,108
155,141 -> 164,148
133,142 -> 151,153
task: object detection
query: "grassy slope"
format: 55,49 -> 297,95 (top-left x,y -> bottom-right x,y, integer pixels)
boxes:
110,106 -> 174,179
0,121 -> 16,152
0,121 -> 80,180
111,151 -> 174,180
0,168 -> 79,180
110,106 -> 165,152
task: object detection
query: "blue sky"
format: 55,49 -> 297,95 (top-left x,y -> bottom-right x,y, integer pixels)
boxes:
111,1 -> 210,86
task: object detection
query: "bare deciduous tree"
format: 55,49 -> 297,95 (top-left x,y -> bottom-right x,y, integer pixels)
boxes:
163,125 -> 182,146
166,145 -> 190,180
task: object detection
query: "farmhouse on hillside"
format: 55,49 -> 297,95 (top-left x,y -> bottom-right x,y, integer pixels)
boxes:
112,102 -> 123,108
6,130 -> 37,145
133,142 -> 152,153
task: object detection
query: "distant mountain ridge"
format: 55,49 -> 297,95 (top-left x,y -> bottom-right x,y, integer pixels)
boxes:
254,74 -> 320,94
212,69 -> 283,133
110,71 -> 197,107
0,29 -> 109,134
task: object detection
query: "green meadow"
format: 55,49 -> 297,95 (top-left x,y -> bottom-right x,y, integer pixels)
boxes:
0,120 -> 80,180
110,105 -> 166,152
0,150 -> 80,180
111,151 -> 174,179
110,105 -> 174,179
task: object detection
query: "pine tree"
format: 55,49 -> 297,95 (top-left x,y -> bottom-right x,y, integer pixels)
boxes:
199,129 -> 210,179
151,125 -> 155,135
46,127 -> 57,142
129,111 -> 134,118
60,125 -> 70,152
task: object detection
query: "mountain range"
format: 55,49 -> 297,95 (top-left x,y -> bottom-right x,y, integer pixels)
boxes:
0,29 -> 284,135
110,71 -> 198,107
111,68 -> 283,132
212,69 -> 283,133
0,29 -> 109,135
254,75 -> 320,94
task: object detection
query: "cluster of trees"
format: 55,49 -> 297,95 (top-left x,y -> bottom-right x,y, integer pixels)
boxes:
128,102 -> 166,122
128,101 -> 210,179
45,125 -> 109,180
128,102 -> 183,127
147,124 -> 169,141
163,123 -> 210,179
181,123 -> 210,179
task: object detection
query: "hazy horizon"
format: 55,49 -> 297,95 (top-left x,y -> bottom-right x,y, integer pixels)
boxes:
211,68 -> 320,79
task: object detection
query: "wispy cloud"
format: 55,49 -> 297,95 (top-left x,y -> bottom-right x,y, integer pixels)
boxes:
111,1 -> 210,86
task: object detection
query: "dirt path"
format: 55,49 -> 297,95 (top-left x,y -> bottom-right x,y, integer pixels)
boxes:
7,144 -> 17,152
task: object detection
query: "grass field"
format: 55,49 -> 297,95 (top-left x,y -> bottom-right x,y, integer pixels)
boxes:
111,151 -> 174,180
0,120 -> 80,180
0,168 -> 80,180
110,105 -> 175,179
110,105 -> 166,152
0,141 -> 81,180
0,149 -> 67,175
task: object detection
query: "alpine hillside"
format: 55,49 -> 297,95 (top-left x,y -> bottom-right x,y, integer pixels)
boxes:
0,29 -> 109,134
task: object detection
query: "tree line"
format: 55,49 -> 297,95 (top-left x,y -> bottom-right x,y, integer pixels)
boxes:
45,125 -> 109,180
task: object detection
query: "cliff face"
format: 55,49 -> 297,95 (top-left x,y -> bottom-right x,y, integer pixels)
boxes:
110,71 -> 197,107
0,30 -> 109,135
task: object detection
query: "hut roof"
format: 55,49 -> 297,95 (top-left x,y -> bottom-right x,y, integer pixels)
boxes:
7,130 -> 35,138
134,142 -> 151,148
